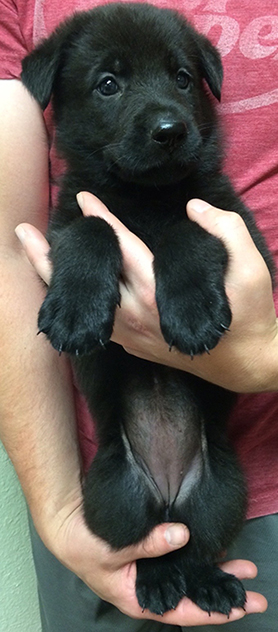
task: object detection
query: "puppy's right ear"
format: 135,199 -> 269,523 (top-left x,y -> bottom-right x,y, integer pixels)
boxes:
21,31 -> 64,110
193,32 -> 223,102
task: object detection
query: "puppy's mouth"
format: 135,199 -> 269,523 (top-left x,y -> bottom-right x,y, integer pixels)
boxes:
110,158 -> 195,186
101,117 -> 204,186
105,136 -> 202,186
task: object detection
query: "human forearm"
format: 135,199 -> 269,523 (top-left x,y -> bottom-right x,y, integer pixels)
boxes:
0,79 -> 82,540
0,249 -> 83,540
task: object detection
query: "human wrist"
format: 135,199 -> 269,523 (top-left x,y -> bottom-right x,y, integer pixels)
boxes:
36,491 -> 84,558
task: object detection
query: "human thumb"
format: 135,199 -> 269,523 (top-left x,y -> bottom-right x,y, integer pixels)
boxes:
186,198 -> 250,247
125,523 -> 190,563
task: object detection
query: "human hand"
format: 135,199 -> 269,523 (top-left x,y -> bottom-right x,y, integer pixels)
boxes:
80,193 -> 278,392
16,192 -> 278,392
49,496 -> 266,625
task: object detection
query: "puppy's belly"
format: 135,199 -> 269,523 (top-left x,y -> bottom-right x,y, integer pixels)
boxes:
122,371 -> 206,507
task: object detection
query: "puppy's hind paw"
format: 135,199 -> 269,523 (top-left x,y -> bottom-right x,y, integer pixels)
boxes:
186,566 -> 246,616
136,557 -> 187,615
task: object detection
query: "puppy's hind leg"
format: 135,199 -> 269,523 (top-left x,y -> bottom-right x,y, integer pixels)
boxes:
83,434 -> 164,550
136,438 -> 247,616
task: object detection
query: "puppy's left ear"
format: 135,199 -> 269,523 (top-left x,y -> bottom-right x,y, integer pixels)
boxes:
21,30 -> 65,110
21,13 -> 86,110
194,33 -> 223,102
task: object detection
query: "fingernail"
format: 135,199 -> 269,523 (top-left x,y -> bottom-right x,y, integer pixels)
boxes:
231,608 -> 246,620
15,225 -> 27,245
187,199 -> 211,213
165,524 -> 189,546
76,192 -> 84,210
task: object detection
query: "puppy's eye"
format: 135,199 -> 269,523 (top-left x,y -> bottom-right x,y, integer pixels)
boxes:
97,76 -> 119,96
176,69 -> 191,90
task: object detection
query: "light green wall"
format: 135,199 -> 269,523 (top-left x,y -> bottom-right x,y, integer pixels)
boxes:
0,441 -> 41,632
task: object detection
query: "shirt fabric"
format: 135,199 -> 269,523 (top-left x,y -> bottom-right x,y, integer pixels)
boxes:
1,0 -> 278,519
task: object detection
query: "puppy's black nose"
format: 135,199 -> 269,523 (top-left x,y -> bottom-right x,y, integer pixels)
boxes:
152,120 -> 187,149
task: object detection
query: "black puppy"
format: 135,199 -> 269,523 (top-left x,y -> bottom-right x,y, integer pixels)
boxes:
22,2 -> 274,616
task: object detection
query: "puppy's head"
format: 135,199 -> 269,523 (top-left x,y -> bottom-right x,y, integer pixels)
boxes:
21,2 -> 223,186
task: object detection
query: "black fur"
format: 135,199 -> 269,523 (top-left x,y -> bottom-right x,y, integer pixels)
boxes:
22,3 -> 274,616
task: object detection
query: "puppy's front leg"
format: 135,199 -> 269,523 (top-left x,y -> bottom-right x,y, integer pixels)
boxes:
153,220 -> 231,356
38,216 -> 122,355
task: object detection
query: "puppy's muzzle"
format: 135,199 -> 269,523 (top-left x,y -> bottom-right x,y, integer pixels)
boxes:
152,119 -> 187,150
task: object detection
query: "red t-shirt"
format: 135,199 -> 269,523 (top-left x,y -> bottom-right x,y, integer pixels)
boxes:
1,0 -> 278,519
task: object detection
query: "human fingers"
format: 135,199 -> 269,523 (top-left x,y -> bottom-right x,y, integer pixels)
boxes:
187,198 -> 259,251
105,551 -> 266,625
156,592 -> 266,626
186,198 -> 276,340
218,559 -> 268,613
125,590 -> 266,627
186,198 -> 272,290
154,587 -> 267,627
15,223 -> 52,285
219,558 -> 258,579
15,190 -> 152,288
77,191 -> 154,288
14,194 -> 153,291
139,559 -> 267,626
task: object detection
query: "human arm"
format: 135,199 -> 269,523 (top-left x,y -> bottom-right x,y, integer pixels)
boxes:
0,77 -> 84,562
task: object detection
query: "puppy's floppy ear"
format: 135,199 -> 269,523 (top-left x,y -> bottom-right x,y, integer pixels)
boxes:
193,32 -> 223,102
21,11 -> 87,110
21,30 -> 66,110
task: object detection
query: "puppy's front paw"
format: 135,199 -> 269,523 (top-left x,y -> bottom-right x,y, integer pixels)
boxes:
38,274 -> 121,355
157,277 -> 231,356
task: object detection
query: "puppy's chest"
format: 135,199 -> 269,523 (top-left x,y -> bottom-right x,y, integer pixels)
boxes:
100,188 -> 188,251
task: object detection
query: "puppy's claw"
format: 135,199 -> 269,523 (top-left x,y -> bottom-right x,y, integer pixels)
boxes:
58,344 -> 63,356
220,323 -> 230,332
